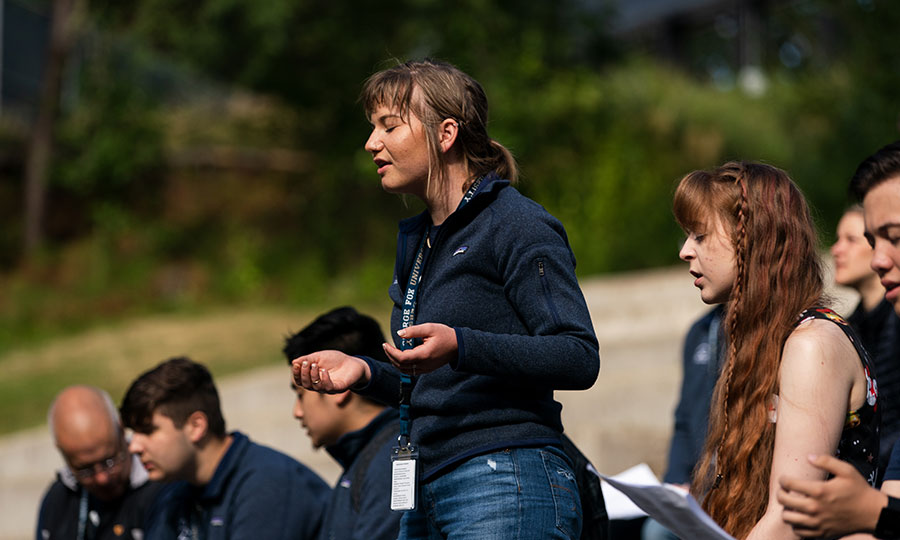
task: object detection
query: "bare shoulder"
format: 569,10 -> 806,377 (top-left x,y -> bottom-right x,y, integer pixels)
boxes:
781,318 -> 858,377
784,318 -> 854,358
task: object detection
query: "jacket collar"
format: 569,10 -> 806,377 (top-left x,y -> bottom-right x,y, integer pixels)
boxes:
397,173 -> 509,233
325,408 -> 396,470
195,431 -> 248,502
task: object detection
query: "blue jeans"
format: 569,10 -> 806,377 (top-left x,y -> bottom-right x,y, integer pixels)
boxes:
398,446 -> 582,540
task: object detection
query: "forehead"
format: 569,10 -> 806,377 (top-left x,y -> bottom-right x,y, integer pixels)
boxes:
149,410 -> 178,431
368,103 -> 404,124
838,211 -> 865,231
685,212 -> 729,235
367,84 -> 425,124
56,416 -> 117,454
863,177 -> 900,232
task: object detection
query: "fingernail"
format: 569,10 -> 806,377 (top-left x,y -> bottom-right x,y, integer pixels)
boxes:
302,361 -> 308,367
397,329 -> 407,337
311,363 -> 317,370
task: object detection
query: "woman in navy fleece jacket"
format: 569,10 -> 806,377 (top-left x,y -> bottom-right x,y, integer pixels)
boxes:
292,59 -> 600,539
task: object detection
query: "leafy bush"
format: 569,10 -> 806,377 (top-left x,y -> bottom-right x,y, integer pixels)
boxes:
3,1 -> 900,355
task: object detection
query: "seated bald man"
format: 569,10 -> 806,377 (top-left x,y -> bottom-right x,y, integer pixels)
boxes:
37,385 -> 162,540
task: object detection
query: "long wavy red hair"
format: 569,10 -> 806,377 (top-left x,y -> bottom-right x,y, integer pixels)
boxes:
673,162 -> 824,539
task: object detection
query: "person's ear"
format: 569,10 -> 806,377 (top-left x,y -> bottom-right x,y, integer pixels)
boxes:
438,118 -> 459,153
334,390 -> 353,408
184,411 -> 209,443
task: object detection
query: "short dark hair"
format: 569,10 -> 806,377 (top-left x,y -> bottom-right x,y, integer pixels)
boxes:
120,357 -> 226,438
849,140 -> 900,201
283,307 -> 388,364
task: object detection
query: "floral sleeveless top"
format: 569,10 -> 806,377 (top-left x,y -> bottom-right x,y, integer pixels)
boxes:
793,308 -> 881,486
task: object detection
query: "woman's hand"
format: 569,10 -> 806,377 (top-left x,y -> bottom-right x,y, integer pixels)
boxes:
777,454 -> 886,538
383,323 -> 458,375
291,350 -> 371,393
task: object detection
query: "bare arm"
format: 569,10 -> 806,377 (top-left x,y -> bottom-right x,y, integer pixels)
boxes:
747,320 -> 864,540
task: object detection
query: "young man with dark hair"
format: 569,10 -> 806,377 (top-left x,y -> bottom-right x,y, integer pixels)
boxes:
778,140 -> 900,539
283,306 -> 401,540
37,385 -> 162,540
121,356 -> 328,540
850,140 -> 900,321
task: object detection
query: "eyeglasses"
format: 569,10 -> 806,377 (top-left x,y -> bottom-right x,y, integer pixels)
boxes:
71,448 -> 128,481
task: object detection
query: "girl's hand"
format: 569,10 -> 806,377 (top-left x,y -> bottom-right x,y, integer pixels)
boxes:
383,323 -> 458,375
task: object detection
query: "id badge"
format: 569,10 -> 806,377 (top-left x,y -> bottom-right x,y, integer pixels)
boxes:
390,444 -> 418,511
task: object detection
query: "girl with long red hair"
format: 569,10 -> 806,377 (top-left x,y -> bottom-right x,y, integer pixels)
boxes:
674,161 -> 880,539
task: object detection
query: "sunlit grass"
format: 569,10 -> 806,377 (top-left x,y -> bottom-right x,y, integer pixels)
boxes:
0,305 -> 391,435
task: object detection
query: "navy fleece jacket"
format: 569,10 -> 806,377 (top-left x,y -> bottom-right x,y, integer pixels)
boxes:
663,306 -> 724,485
144,431 -> 329,540
319,408 -> 400,540
356,174 -> 600,481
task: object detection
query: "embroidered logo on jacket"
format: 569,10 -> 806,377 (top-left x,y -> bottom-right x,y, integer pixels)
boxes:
452,246 -> 468,256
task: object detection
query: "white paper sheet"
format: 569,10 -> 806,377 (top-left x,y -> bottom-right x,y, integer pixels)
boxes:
599,470 -> 735,540
597,463 -> 660,519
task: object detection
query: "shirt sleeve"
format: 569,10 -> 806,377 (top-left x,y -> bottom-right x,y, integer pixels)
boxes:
663,319 -> 707,484
452,208 -> 599,390
884,439 -> 900,482
353,356 -> 402,408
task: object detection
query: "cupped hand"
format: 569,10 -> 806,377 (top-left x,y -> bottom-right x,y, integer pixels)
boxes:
291,350 -> 371,393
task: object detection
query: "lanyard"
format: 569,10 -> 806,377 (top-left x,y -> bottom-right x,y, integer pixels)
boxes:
397,229 -> 429,446
396,177 -> 483,447
77,489 -> 89,540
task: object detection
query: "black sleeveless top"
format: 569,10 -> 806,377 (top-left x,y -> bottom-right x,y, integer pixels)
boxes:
795,307 -> 881,486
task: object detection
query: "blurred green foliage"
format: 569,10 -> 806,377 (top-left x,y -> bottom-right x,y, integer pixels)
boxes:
1,0 -> 899,357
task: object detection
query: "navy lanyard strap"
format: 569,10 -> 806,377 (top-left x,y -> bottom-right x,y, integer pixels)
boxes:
396,177 -> 483,447
397,229 -> 429,446
77,488 -> 89,540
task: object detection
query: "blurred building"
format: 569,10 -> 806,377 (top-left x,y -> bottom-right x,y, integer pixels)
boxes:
609,0 -> 837,96
1,0 -> 49,121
